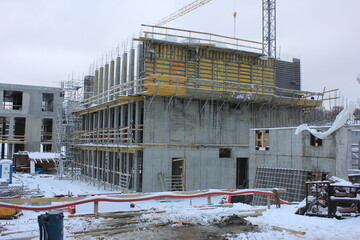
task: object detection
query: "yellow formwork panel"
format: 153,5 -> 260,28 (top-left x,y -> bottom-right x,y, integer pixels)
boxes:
144,85 -> 187,96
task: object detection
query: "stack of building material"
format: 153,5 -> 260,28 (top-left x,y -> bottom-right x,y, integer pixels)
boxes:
253,167 -> 327,205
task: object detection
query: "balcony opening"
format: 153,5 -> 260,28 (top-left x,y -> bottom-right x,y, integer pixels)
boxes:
3,90 -> 23,110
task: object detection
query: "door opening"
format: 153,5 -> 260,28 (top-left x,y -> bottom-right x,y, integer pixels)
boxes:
236,158 -> 248,188
171,158 -> 186,191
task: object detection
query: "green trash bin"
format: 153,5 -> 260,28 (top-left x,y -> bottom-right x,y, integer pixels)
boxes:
38,211 -> 64,240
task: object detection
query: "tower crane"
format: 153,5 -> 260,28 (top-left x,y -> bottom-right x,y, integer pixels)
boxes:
156,0 -> 213,27
155,0 -> 276,59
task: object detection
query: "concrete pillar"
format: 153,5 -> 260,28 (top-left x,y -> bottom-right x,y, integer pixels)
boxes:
136,44 -> 143,93
99,67 -> 104,102
129,48 -> 135,95
94,69 -> 99,97
114,106 -> 120,128
7,144 -> 13,159
115,56 -> 121,86
134,101 -> 141,143
8,117 -> 14,139
120,105 -> 125,144
30,160 -> 35,174
110,60 -> 115,89
121,53 -> 128,95
103,109 -> 108,141
104,63 -> 109,100
112,152 -> 116,184
91,150 -> 96,179
126,103 -> 133,177
101,151 -> 106,181
96,151 -> 100,181
106,151 -> 110,183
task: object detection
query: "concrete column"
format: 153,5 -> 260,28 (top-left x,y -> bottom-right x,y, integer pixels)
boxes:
136,44 -> 143,93
110,60 -> 115,89
102,151 -> 106,181
104,63 -> 109,100
120,105 -> 125,144
121,53 -> 128,95
111,152 -> 115,184
92,150 -> 96,179
114,106 -> 120,128
106,151 -> 110,183
99,67 -> 104,102
94,69 -> 99,97
8,117 -> 14,139
7,144 -> 13,159
115,56 -> 121,86
30,160 -> 35,174
134,101 -> 141,143
134,151 -> 141,192
97,111 -> 102,144
103,109 -> 107,142
129,48 -> 135,95
127,103 -> 133,144
96,151 -> 100,181
126,103 -> 133,177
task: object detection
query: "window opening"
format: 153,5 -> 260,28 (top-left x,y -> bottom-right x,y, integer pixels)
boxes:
14,117 -> 26,141
42,93 -> 54,112
41,119 -> 53,142
3,90 -> 23,110
255,130 -> 269,150
219,148 -> 232,158
310,134 -> 322,147
42,144 -> 52,152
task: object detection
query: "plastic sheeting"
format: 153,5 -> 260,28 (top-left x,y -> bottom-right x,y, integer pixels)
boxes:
295,102 -> 356,139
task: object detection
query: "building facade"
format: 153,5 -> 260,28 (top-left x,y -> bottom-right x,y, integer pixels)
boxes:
0,83 -> 63,158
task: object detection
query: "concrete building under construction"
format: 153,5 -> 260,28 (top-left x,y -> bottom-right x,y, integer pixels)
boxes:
72,25 -> 325,192
0,83 -> 63,158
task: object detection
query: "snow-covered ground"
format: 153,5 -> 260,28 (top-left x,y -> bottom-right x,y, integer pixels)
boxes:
1,173 -> 360,239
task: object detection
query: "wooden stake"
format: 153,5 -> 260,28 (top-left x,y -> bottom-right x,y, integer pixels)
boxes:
238,208 -> 266,213
94,201 -> 99,214
271,225 -> 306,235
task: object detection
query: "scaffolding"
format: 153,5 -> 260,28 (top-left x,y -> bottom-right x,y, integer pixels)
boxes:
55,78 -> 83,179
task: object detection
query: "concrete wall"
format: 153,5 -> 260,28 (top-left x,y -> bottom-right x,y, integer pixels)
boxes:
249,126 -> 352,187
142,96 -> 303,192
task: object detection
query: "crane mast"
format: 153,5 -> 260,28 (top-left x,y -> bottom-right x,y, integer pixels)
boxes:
262,0 -> 276,58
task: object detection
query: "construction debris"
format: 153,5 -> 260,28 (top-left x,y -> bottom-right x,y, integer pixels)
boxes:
302,177 -> 360,218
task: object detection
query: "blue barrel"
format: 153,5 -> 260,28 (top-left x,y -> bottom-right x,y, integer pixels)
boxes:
38,211 -> 64,240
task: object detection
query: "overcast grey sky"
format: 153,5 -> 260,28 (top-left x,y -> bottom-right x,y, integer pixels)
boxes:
0,0 -> 359,103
